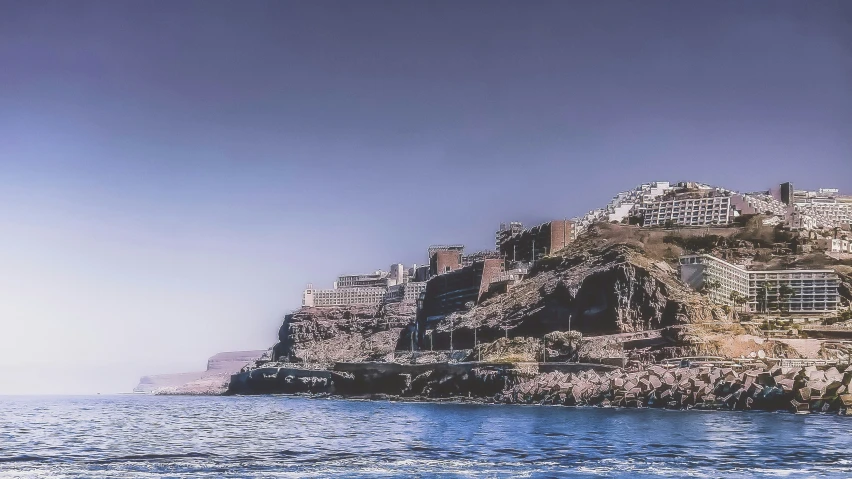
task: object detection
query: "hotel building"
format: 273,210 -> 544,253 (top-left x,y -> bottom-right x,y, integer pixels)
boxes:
644,193 -> 735,227
680,254 -> 841,313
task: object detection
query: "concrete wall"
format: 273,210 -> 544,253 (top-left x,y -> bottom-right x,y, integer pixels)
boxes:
419,259 -> 504,343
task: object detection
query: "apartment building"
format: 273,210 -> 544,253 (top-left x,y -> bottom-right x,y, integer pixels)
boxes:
645,193 -> 734,227
817,238 -> 851,253
796,201 -> 852,229
680,254 -> 841,313
384,281 -> 427,304
335,271 -> 390,289
302,285 -> 386,307
775,183 -> 852,229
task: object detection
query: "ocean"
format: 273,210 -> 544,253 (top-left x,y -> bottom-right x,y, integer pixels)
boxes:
0,395 -> 849,478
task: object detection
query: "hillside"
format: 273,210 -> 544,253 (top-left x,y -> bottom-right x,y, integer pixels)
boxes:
424,225 -> 729,352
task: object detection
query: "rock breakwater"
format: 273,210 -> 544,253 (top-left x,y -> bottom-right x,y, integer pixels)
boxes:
502,363 -> 852,414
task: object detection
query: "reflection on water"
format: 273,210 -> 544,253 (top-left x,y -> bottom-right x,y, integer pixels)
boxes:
0,395 -> 849,478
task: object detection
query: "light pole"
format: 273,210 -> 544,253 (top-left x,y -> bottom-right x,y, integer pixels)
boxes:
449,315 -> 453,353
474,326 -> 478,362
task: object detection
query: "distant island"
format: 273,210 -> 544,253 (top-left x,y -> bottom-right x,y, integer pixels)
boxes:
172,181 -> 852,413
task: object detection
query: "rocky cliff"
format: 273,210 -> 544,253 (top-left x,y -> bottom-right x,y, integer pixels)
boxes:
271,302 -> 416,364
135,350 -> 265,394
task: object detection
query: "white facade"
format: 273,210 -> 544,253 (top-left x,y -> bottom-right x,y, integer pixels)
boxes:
680,254 -> 841,313
795,201 -> 852,229
788,187 -> 852,229
644,194 -> 734,227
302,286 -> 386,307
388,263 -> 407,286
817,238 -> 844,253
335,271 -> 390,289
385,281 -> 427,304
575,181 -> 673,234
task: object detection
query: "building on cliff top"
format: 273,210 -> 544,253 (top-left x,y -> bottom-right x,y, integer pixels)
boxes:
428,245 -> 464,277
384,281 -> 427,304
497,220 -> 575,263
679,254 -> 841,313
495,222 -> 524,251
303,262 -> 420,307
417,258 -> 504,336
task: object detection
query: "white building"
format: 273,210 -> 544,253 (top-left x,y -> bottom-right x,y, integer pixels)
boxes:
384,281 -> 427,304
302,285 -> 386,307
787,186 -> 852,229
680,254 -> 841,313
795,201 -> 852,229
335,271 -> 390,289
817,238 -> 843,253
644,193 -> 735,227
388,263 -> 408,286
305,262 -> 417,307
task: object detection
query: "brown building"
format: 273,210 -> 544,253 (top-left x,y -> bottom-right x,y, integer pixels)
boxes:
417,258 -> 503,336
428,246 -> 464,277
498,220 -> 575,263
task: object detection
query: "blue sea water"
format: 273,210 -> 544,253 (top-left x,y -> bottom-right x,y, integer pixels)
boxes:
0,395 -> 849,478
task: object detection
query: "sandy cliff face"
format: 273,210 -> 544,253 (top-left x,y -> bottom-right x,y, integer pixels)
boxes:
425,240 -> 728,350
272,302 -> 416,364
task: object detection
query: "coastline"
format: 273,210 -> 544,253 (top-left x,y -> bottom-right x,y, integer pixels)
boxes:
221,360 -> 852,415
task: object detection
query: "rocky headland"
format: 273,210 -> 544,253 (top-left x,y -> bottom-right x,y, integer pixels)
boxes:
135,350 -> 264,395
221,220 -> 852,414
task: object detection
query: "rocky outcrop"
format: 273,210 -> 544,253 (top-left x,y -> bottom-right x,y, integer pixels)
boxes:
272,302 -> 415,364
228,360 -> 614,398
424,239 -> 728,350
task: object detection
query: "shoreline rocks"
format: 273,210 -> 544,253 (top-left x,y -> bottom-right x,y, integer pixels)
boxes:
501,363 -> 852,414
225,359 -> 852,415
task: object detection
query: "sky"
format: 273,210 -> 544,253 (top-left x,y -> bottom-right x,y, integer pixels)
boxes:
1,1 -> 850,394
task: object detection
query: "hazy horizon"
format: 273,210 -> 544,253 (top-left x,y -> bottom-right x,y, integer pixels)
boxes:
2,1 -> 851,394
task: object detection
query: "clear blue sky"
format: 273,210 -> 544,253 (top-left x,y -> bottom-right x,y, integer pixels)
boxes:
1,1 -> 850,394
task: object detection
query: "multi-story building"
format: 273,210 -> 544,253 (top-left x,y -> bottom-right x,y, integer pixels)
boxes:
680,254 -> 841,313
417,258 -> 503,328
795,200 -> 852,229
302,285 -> 386,308
496,222 -> 524,251
571,181 -> 676,230
388,263 -> 408,286
428,245 -> 464,277
304,262 -> 416,308
773,183 -> 852,229
384,281 -> 427,304
461,250 -> 502,268
817,238 -> 851,253
498,220 -> 575,262
335,271 -> 390,289
644,191 -> 735,227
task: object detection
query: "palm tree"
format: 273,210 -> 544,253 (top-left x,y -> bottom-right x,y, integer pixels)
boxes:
729,291 -> 748,313
756,282 -> 774,313
778,284 -> 796,313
